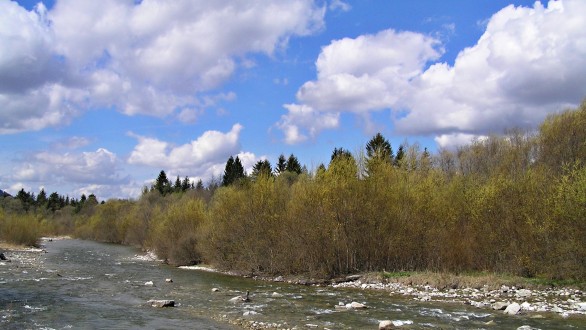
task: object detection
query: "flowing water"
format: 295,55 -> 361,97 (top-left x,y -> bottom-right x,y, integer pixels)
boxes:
1,239 -> 584,329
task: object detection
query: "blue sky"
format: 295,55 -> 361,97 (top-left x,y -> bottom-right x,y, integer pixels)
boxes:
1,0 -> 586,200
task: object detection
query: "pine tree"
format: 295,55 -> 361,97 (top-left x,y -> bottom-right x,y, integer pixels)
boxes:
154,170 -> 171,195
252,159 -> 273,179
286,154 -> 302,174
395,145 -> 405,167
275,154 -> 287,175
330,147 -> 353,163
365,133 -> 393,175
181,176 -> 191,191
174,176 -> 182,192
222,156 -> 246,186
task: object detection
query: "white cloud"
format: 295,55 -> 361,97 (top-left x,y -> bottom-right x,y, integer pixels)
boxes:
281,0 -> 586,148
276,104 -> 339,144
0,0 -> 325,133
278,28 -> 442,142
128,124 -> 260,180
13,148 -> 127,185
329,0 -> 351,12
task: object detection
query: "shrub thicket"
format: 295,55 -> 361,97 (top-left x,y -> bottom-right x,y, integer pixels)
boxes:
2,101 -> 586,279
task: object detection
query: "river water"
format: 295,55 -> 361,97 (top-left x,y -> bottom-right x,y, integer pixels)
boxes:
1,239 -> 584,329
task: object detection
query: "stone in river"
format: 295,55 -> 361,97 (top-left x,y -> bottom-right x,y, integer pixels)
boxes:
504,302 -> 521,315
379,320 -> 394,329
147,299 -> 175,307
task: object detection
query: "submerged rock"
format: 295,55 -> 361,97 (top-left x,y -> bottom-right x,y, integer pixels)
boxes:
144,281 -> 155,286
212,287 -> 220,292
165,278 -> 173,283
147,299 -> 175,307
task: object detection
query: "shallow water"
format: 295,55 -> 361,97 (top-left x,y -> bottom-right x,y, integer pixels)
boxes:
1,239 -> 585,329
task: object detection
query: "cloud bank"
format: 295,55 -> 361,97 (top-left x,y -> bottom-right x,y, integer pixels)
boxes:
279,0 -> 586,147
0,0 -> 325,133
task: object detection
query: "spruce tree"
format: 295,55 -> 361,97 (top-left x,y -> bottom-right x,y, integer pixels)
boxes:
285,154 -> 302,174
275,154 -> 287,175
154,170 -> 171,195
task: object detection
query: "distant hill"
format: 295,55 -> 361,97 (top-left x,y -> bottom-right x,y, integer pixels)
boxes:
0,189 -> 11,198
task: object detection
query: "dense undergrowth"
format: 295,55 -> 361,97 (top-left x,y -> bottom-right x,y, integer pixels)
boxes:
1,102 -> 586,280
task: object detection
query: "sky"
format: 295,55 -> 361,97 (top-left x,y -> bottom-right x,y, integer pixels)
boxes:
1,0 -> 586,200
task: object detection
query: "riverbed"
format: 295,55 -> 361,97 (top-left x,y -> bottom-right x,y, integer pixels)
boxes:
1,238 -> 584,329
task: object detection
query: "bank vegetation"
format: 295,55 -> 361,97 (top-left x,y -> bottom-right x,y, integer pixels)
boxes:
1,101 -> 586,281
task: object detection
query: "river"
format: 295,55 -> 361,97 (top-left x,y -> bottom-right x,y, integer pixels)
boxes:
1,239 -> 584,329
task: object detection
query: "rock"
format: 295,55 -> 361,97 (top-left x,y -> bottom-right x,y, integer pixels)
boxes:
349,301 -> 367,309
576,302 -> 586,311
274,276 -> 284,282
0,252 -> 7,261
229,291 -> 251,303
500,285 -> 510,293
520,301 -> 532,311
147,299 -> 175,307
492,301 -> 509,310
144,281 -> 155,286
379,320 -> 394,329
243,311 -> 259,316
165,278 -> 173,283
504,302 -> 521,315
271,292 -> 284,298
212,288 -> 220,292
516,289 -> 532,298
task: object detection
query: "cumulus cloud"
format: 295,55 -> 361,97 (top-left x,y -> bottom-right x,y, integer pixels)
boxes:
280,0 -> 586,147
0,0 -> 325,133
128,123 -> 260,179
276,104 -> 340,144
12,148 -> 127,185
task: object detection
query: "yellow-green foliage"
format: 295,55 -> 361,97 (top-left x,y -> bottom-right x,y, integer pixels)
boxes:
149,196 -> 207,265
40,101 -> 586,280
0,209 -> 41,247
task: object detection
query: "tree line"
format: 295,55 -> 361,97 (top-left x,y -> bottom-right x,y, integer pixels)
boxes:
2,101 -> 586,280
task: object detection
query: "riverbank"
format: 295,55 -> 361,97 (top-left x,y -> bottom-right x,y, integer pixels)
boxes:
333,272 -> 586,319
182,265 -> 586,323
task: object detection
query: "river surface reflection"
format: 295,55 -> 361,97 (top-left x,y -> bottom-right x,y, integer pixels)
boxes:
1,239 -> 584,329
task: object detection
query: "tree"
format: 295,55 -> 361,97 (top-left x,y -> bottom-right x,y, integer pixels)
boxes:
251,159 -> 273,179
285,154 -> 302,174
47,192 -> 61,212
330,147 -> 353,163
222,156 -> 246,186
154,170 -> 171,195
174,176 -> 182,192
366,133 -> 393,161
395,145 -> 405,167
275,154 -> 287,175
181,176 -> 191,191
365,133 -> 393,175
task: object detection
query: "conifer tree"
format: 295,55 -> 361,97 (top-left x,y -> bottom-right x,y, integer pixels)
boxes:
252,159 -> 273,179
154,170 -> 171,195
275,154 -> 287,175
222,156 -> 246,186
285,154 -> 302,174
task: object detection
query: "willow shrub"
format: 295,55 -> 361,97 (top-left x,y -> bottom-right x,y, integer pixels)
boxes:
0,210 -> 41,247
148,196 -> 207,265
